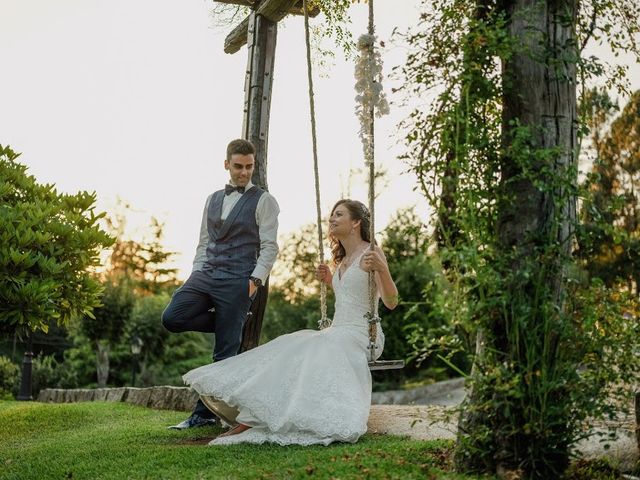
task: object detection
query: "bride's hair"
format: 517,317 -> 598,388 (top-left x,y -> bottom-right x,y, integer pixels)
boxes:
329,199 -> 371,266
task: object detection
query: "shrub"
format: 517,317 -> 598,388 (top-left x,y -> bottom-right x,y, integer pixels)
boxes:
0,355 -> 19,400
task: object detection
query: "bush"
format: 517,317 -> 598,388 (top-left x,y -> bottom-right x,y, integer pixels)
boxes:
56,340 -> 98,388
0,144 -> 112,335
261,289 -> 334,342
0,354 -> 71,399
151,332 -> 213,386
124,293 -> 170,386
31,354 -> 58,396
30,354 -> 81,396
0,355 -> 19,399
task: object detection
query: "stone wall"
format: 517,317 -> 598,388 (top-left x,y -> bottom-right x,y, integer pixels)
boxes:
38,386 -> 198,412
40,379 -> 468,412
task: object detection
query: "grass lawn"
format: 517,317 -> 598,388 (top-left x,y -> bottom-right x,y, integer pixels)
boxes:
0,400 -> 492,480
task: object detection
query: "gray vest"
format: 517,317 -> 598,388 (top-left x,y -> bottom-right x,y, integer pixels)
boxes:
203,186 -> 265,279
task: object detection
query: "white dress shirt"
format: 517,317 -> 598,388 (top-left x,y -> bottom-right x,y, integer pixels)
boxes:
192,181 -> 280,282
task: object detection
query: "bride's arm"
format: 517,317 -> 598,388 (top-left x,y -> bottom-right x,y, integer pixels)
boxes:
316,263 -> 334,288
362,246 -> 398,310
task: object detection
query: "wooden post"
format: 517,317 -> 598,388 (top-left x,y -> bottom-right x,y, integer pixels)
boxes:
241,277 -> 270,352
242,11 -> 276,190
214,0 -> 318,351
239,8 -> 277,352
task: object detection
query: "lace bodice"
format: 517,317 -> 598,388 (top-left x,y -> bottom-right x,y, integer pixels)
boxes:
331,251 -> 379,329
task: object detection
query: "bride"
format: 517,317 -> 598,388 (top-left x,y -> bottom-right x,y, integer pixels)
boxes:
182,199 -> 399,446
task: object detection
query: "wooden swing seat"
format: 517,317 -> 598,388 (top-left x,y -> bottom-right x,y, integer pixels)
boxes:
368,359 -> 405,371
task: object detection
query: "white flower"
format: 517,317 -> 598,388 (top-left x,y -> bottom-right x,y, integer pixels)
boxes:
354,34 -> 389,164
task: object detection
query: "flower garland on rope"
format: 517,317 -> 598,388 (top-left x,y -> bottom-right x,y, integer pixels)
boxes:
355,29 -> 389,362
354,34 -> 389,166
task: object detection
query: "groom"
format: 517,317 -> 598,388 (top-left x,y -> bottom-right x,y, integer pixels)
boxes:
161,138 -> 280,429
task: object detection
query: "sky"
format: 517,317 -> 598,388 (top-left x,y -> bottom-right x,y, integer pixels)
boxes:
1,0 -> 427,279
1,1 -> 638,280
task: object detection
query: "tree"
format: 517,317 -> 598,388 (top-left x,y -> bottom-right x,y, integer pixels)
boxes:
81,201 -> 179,386
578,90 -> 640,292
125,293 -> 170,386
269,223 -> 327,303
401,0 -> 640,477
378,208 -> 459,387
0,145 -> 112,335
81,277 -> 134,387
262,224 -> 334,341
102,201 -> 179,295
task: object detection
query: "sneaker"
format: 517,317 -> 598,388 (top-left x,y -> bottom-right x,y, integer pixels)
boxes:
167,413 -> 217,430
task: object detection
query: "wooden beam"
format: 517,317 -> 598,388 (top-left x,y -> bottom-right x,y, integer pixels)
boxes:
213,0 -> 319,14
223,0 -> 320,54
288,1 -> 321,17
225,16 -> 251,54
213,0 -> 255,6
257,0 -> 299,22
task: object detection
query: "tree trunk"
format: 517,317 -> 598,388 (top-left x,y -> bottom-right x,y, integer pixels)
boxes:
96,341 -> 110,388
437,149 -> 460,252
499,0 -> 577,255
139,352 -> 149,387
457,0 -> 578,476
499,0 -> 577,471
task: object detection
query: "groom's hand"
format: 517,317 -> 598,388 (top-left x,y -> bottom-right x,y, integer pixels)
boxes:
249,280 -> 257,298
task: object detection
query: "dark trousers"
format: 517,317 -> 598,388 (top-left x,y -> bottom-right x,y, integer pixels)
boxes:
161,270 -> 253,419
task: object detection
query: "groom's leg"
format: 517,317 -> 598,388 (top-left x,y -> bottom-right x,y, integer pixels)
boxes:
161,271 -> 216,333
209,277 -> 253,361
192,398 -> 216,420
163,271 -> 219,425
192,277 -> 250,422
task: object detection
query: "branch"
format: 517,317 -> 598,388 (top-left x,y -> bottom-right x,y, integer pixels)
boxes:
580,3 -> 598,52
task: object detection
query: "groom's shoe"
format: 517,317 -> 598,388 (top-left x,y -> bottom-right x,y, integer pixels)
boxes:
167,413 -> 217,430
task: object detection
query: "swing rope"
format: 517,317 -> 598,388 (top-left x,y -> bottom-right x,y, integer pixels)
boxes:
359,3 -> 402,371
365,0 -> 380,363
303,0 -> 403,370
302,0 -> 329,330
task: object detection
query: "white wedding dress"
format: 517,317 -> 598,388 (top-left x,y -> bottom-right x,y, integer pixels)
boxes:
182,251 -> 384,446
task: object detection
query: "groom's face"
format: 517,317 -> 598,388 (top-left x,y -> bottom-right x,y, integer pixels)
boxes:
225,153 -> 255,187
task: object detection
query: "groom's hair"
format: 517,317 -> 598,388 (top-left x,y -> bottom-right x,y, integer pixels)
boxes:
226,139 -> 256,161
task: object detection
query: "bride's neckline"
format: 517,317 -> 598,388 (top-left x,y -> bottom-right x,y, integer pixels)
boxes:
338,244 -> 368,281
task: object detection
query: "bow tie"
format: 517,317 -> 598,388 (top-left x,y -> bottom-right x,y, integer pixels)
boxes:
225,184 -> 245,195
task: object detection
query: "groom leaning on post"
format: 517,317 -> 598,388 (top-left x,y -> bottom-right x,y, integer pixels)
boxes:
161,138 -> 280,429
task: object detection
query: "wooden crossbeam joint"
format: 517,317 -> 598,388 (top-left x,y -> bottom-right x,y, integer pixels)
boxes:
214,0 -> 319,15
219,0 -> 320,54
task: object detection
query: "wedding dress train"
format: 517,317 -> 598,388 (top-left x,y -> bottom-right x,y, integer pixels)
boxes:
182,251 -> 384,446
